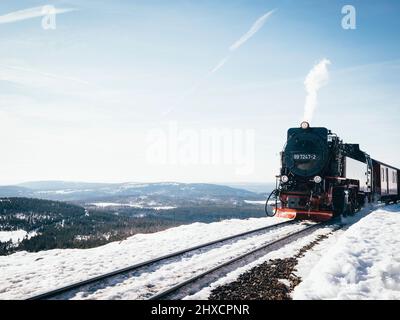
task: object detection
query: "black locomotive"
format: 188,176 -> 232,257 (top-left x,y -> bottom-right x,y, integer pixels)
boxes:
266,122 -> 400,221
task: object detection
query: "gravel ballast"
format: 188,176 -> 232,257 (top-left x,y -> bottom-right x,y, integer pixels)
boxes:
209,233 -> 331,300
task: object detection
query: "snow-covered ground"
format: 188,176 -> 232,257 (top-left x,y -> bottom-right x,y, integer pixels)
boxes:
0,230 -> 37,244
0,216 -> 292,300
186,203 -> 400,300
88,202 -> 176,210
184,224 -> 333,300
69,220 -> 308,300
1,204 -> 399,300
293,204 -> 400,299
244,200 -> 265,205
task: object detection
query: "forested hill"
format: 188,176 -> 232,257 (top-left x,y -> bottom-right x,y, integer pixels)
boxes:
0,197 -> 179,255
0,197 -> 86,231
0,198 -> 88,255
0,197 -> 85,217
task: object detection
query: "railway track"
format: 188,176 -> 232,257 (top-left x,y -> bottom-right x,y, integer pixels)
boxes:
26,219 -> 298,300
148,221 -> 332,300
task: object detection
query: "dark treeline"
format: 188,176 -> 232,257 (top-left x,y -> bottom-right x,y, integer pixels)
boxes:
0,197 -> 86,231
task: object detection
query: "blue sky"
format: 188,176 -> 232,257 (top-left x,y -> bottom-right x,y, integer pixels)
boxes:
0,0 -> 399,184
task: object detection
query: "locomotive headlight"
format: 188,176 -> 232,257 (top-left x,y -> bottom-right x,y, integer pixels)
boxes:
281,175 -> 289,183
313,176 -> 322,183
301,121 -> 310,129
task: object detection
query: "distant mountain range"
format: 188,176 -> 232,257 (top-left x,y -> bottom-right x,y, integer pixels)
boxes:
223,182 -> 275,193
0,181 -> 269,206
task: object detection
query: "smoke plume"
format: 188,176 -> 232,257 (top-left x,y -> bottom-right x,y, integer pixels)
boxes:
303,58 -> 331,122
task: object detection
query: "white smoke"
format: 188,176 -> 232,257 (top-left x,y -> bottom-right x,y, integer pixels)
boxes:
303,58 -> 331,122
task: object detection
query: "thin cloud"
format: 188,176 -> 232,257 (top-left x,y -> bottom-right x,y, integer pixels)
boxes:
0,64 -> 91,92
0,65 -> 90,85
229,9 -> 276,52
0,6 -> 76,24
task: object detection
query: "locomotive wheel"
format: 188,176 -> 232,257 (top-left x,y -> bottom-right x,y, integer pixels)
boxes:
347,200 -> 355,216
332,187 -> 346,217
348,189 -> 359,215
265,189 -> 279,217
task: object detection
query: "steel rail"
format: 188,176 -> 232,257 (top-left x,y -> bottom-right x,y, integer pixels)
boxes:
26,219 -> 297,300
148,221 -> 327,300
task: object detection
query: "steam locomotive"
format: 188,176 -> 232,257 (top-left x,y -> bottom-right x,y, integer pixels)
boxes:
266,122 -> 400,221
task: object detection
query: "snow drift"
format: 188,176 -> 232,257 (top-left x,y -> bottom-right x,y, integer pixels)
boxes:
293,205 -> 400,299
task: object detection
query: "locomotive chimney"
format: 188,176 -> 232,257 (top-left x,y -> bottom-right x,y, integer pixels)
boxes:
300,121 -> 310,129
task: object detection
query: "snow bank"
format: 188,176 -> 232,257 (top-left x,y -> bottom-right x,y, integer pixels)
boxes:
293,205 -> 400,299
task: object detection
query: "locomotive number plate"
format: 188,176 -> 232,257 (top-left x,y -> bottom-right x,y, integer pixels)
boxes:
293,153 -> 318,160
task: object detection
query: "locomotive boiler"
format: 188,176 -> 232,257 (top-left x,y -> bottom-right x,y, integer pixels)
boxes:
266,122 -> 400,221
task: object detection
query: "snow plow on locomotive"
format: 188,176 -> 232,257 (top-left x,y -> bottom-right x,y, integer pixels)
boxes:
266,122 -> 400,221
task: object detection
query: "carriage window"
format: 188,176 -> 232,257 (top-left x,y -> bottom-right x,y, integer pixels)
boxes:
382,168 -> 384,182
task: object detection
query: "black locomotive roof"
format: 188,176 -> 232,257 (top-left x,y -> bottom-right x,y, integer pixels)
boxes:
287,127 -> 328,140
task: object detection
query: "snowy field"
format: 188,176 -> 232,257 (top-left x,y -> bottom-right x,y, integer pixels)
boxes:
293,204 -> 400,299
0,230 -> 37,244
88,202 -> 176,210
1,204 -> 399,300
0,230 -> 28,244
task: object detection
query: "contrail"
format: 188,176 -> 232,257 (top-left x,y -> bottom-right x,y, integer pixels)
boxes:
229,9 -> 276,52
0,6 -> 76,24
164,9 -> 276,117
303,58 -> 331,123
211,9 -> 276,74
210,56 -> 231,74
